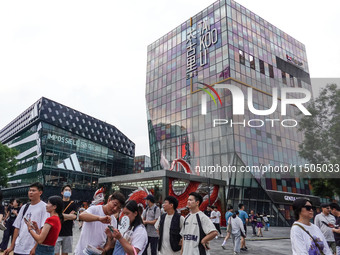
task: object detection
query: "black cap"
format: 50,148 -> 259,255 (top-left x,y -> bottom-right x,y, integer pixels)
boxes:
144,194 -> 155,203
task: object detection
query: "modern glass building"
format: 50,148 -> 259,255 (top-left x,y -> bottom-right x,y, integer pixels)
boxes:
0,97 -> 135,201
146,0 -> 318,225
133,155 -> 151,173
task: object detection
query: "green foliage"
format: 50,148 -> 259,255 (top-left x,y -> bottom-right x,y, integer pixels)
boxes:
298,84 -> 340,197
0,142 -> 19,186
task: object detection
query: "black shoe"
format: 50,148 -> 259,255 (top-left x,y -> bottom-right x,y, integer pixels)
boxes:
240,248 -> 247,251
245,246 -> 248,250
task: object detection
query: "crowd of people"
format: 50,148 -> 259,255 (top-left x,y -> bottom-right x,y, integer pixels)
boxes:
0,184 -> 219,255
0,183 -> 338,255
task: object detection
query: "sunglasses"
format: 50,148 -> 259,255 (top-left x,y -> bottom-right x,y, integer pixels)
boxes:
303,205 -> 316,211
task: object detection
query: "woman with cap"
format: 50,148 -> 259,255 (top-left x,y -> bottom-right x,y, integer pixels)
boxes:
290,198 -> 332,255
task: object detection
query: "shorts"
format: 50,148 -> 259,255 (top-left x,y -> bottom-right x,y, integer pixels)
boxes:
54,236 -> 73,254
256,222 -> 263,228
36,244 -> 54,255
243,224 -> 247,235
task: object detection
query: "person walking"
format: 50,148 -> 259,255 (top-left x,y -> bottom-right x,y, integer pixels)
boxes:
142,194 -> 161,255
315,203 -> 337,253
228,211 -> 246,255
0,198 -> 20,251
238,203 -> 248,251
290,198 -> 332,255
180,192 -> 218,255
249,210 -> 257,237
74,191 -> 126,255
104,200 -> 148,255
262,213 -> 269,231
204,205 -> 212,218
55,184 -> 77,255
221,206 -> 233,249
25,196 -> 63,255
155,196 -> 184,255
4,182 -> 49,255
256,213 -> 263,237
210,206 -> 222,238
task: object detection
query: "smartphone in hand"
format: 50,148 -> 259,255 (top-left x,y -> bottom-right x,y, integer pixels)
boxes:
24,217 -> 33,227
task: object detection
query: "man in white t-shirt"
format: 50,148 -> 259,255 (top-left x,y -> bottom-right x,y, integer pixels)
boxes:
74,191 -> 125,255
180,192 -> 218,255
210,206 -> 222,238
155,196 -> 184,255
315,203 -> 337,253
4,182 -> 49,255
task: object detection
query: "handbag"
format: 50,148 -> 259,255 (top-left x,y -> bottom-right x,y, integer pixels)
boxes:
227,218 -> 232,233
293,224 -> 325,255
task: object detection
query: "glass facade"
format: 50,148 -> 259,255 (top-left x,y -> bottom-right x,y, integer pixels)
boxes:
146,0 -> 314,225
0,97 -> 134,201
133,155 -> 151,173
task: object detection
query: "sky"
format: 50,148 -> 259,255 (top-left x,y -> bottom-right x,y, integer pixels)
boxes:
0,0 -> 339,157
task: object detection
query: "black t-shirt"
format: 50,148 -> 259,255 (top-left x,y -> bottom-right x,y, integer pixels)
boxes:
204,210 -> 211,217
0,205 -> 4,215
8,206 -> 20,221
59,200 -> 77,237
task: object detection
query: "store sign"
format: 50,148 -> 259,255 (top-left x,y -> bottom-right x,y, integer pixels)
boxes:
284,195 -> 297,202
186,18 -> 218,79
286,54 -> 303,67
198,19 -> 218,66
186,27 -> 197,79
47,133 -> 102,152
266,190 -> 320,206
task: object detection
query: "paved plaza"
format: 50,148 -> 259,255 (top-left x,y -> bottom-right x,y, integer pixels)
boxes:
0,224 -> 292,255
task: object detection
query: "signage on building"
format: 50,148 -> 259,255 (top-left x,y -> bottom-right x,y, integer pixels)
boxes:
266,190 -> 320,206
47,133 -> 103,153
186,18 -> 218,79
286,54 -> 303,67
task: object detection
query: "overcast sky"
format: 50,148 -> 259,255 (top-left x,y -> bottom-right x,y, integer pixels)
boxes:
0,0 -> 339,156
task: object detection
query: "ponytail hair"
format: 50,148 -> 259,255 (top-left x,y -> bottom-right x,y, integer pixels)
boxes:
125,200 -> 143,230
48,196 -> 64,223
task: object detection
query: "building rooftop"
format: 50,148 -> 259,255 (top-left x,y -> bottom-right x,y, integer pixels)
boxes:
0,97 -> 135,157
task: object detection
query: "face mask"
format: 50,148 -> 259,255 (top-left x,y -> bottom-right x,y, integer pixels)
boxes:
63,191 -> 71,198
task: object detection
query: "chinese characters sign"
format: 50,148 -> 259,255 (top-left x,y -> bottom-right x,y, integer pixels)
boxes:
186,18 -> 218,79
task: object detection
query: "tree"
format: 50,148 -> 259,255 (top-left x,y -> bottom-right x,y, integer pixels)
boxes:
0,142 -> 19,186
298,84 -> 340,197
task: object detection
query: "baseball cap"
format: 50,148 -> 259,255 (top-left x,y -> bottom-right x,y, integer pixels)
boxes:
144,194 -> 155,203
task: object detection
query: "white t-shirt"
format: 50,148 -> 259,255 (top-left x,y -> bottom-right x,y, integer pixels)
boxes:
290,222 -> 332,255
214,211 -> 221,224
155,214 -> 185,255
13,201 -> 49,254
180,211 -> 217,255
75,205 -> 117,255
314,213 -> 336,242
229,216 -> 245,236
210,211 -> 216,223
124,225 -> 148,255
